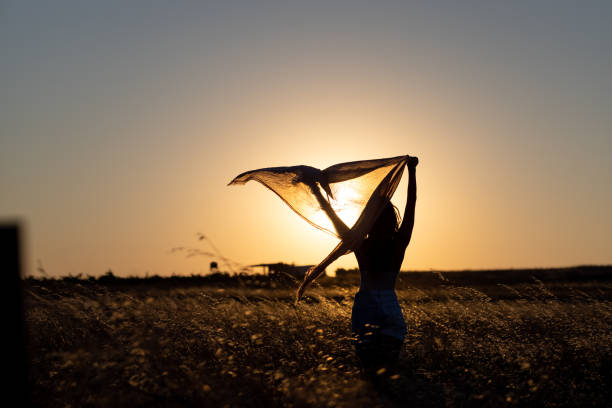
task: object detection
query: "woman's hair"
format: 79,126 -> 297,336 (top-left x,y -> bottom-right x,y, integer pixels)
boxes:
369,201 -> 401,237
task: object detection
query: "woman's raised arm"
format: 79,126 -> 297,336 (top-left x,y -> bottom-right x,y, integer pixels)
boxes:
310,184 -> 351,239
397,157 -> 418,248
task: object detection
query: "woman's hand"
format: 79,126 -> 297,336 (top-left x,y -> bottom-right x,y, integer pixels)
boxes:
407,156 -> 419,168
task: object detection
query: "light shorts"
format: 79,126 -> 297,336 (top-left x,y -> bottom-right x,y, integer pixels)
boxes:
351,289 -> 407,343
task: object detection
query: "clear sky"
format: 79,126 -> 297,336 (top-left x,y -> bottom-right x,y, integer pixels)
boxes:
1,1 -> 611,277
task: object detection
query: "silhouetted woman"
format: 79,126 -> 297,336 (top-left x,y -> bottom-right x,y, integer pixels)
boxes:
310,156 -> 418,377
351,156 -> 418,379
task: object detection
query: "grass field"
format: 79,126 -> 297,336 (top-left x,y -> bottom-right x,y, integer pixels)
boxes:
23,269 -> 612,407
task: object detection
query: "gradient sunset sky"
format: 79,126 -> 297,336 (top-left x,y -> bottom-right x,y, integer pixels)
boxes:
2,1 -> 611,277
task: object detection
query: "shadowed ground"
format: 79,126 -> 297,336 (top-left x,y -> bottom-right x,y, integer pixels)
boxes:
24,273 -> 612,407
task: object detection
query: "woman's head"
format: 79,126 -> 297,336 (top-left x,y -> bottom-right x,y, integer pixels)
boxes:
369,201 -> 400,238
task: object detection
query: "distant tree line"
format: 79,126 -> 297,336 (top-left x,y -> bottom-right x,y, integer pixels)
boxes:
23,265 -> 612,290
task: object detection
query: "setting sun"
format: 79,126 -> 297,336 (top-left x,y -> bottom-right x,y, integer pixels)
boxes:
329,182 -> 362,229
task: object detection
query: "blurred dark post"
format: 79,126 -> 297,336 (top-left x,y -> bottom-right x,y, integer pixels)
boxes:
1,223 -> 30,405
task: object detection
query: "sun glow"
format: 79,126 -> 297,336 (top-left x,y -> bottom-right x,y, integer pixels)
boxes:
300,183 -> 365,238
329,183 -> 362,228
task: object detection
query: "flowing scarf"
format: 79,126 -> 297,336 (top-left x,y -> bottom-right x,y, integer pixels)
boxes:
228,155 -> 410,301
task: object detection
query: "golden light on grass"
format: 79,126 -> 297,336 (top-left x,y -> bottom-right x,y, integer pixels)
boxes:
23,275 -> 612,406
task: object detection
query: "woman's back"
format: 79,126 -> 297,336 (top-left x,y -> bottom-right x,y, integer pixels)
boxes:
355,234 -> 406,290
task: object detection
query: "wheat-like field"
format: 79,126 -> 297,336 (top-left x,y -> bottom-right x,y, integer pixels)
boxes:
24,277 -> 612,407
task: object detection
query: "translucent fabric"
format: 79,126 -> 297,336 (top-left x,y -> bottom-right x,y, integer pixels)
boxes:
229,155 -> 410,300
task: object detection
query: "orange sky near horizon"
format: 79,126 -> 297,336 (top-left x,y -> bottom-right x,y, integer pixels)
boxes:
1,2 -> 610,277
